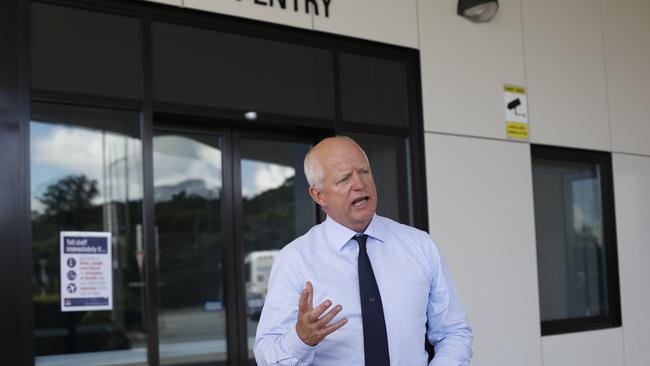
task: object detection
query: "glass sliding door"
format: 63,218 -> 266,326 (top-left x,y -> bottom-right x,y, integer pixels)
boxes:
30,102 -> 147,366
238,137 -> 315,362
153,131 -> 229,365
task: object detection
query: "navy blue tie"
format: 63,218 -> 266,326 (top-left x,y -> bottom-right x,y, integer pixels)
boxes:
354,234 -> 390,366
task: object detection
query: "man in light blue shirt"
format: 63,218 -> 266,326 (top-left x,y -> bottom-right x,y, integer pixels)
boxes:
254,136 -> 472,365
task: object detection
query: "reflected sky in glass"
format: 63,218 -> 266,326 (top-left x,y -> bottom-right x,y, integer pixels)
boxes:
30,122 -> 142,213
31,124 -> 298,210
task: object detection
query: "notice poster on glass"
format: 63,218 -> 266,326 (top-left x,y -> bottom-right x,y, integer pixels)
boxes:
60,231 -> 113,312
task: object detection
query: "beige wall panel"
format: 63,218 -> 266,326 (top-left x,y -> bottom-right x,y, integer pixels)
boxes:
184,0 -> 313,29
418,0 -> 526,139
613,153 -> 650,366
542,328 -> 624,366
313,0 -> 418,48
425,133 -> 542,366
523,0 -> 611,151
603,0 -> 650,156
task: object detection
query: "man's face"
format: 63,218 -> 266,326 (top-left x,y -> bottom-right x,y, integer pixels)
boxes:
310,140 -> 377,232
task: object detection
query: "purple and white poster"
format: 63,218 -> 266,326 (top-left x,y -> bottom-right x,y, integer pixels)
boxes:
60,232 -> 113,312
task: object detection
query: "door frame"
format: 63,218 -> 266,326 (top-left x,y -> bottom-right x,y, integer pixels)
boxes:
151,116 -> 327,365
12,1 -> 428,364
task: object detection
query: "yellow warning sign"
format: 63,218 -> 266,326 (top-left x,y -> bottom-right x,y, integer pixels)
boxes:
504,84 -> 528,139
506,122 -> 528,139
504,85 -> 525,94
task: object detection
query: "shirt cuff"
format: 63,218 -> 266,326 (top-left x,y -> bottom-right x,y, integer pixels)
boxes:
282,325 -> 316,361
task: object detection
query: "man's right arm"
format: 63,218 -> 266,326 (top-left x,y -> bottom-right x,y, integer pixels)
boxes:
254,252 -> 347,366
254,249 -> 315,366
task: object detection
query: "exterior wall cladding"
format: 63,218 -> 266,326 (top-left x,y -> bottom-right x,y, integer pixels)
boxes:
187,0 -> 650,365
3,0 -> 650,365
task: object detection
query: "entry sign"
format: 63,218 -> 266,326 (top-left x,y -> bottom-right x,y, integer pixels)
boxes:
504,85 -> 529,139
60,232 -> 113,312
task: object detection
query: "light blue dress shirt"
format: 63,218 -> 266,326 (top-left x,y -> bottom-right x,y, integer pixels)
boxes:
254,215 -> 472,366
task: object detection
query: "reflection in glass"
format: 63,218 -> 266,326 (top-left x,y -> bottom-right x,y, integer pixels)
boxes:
153,133 -> 227,365
533,159 -> 608,321
240,139 -> 314,361
30,103 -> 146,365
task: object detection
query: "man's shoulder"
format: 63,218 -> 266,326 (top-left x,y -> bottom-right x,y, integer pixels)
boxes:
374,214 -> 431,240
278,221 -> 326,256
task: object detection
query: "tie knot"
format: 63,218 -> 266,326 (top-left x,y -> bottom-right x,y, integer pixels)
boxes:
353,234 -> 368,249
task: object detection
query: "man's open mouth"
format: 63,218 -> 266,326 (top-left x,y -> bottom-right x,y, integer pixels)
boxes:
352,197 -> 369,207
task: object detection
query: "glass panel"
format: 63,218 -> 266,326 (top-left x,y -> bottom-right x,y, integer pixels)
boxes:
31,3 -> 142,99
339,53 -> 409,127
347,133 -> 410,224
533,158 -> 608,321
152,22 -> 335,119
30,103 -> 146,366
240,139 -> 314,361
153,132 -> 227,365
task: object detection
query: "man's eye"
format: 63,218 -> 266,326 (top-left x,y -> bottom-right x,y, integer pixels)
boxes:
338,176 -> 350,184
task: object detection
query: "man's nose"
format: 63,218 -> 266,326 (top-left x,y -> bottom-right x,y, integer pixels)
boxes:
350,172 -> 365,190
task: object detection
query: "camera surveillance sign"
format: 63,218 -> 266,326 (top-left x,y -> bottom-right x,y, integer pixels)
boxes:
60,232 -> 113,312
504,85 -> 528,139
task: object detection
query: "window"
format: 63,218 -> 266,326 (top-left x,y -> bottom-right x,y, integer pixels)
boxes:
531,145 -> 621,335
30,102 -> 146,365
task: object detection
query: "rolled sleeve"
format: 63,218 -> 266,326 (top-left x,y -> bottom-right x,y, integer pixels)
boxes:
282,324 -> 316,361
426,238 -> 473,365
254,248 -> 316,366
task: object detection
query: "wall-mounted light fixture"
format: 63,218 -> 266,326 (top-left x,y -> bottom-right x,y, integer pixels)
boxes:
458,0 -> 499,23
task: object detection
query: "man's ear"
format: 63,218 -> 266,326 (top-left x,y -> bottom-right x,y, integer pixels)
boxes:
308,186 -> 326,208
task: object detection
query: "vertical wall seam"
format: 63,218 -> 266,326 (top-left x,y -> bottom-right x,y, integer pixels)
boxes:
599,0 -> 615,152
517,1 -> 545,366
518,0 -> 532,143
415,0 -> 421,49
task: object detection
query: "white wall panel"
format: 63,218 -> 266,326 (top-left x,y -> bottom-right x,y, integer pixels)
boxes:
184,0 -> 313,29
313,0 -> 418,48
542,328 -> 624,366
425,133 -> 541,366
523,0 -> 611,151
418,0 -> 526,140
602,0 -> 650,156
613,153 -> 650,366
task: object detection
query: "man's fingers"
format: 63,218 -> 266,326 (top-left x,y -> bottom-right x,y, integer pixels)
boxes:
306,281 -> 313,309
308,299 -> 332,322
322,317 -> 348,335
298,285 -> 309,313
316,304 -> 342,327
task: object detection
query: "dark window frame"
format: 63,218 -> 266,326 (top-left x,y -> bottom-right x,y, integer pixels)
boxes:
18,0 -> 430,365
531,144 -> 622,336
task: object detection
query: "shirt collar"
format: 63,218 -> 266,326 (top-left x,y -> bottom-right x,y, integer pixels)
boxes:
323,214 -> 386,251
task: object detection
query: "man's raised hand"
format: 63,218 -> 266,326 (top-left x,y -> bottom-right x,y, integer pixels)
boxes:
296,281 -> 348,346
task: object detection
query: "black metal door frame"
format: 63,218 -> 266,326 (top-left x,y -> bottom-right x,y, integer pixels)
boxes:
149,118 -> 325,365
0,0 -> 33,365
2,0 -> 426,364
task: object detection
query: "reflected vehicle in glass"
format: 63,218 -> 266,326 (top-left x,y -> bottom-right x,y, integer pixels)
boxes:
245,250 -> 279,319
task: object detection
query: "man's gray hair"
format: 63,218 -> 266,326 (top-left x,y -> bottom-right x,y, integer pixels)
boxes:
303,136 -> 369,191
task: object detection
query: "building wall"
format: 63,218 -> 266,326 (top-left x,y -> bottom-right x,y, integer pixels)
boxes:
144,1 -> 650,365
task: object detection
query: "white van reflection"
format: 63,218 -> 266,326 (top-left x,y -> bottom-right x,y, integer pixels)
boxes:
245,250 -> 280,319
